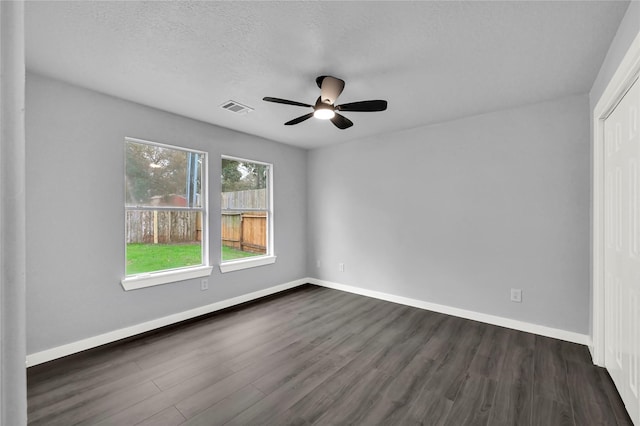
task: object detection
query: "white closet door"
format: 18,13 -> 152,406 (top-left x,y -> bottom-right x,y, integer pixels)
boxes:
604,76 -> 640,425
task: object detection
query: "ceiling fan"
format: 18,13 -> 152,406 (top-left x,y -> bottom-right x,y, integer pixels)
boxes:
263,76 -> 388,130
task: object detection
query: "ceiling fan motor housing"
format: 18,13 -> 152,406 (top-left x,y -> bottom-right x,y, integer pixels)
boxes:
317,76 -> 345,105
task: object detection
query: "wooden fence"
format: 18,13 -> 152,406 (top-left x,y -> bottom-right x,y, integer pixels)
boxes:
126,210 -> 201,244
221,189 -> 266,210
127,189 -> 266,253
221,212 -> 267,254
221,189 -> 267,254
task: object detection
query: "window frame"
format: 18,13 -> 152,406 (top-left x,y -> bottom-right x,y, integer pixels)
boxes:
219,155 -> 276,273
121,137 -> 212,290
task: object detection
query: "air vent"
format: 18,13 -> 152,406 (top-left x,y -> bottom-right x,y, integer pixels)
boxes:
220,100 -> 253,115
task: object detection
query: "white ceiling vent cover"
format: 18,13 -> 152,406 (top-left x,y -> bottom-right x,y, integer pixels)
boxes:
220,100 -> 254,115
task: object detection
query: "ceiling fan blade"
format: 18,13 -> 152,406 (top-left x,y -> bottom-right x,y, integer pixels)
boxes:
330,113 -> 353,130
316,76 -> 345,104
263,97 -> 312,108
337,100 -> 388,112
284,112 -> 314,126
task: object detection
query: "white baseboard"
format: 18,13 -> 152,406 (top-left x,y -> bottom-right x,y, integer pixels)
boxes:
28,276 -> 592,367
307,278 -> 591,346
26,278 -> 308,367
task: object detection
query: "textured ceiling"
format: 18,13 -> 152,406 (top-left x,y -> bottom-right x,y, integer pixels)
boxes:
25,1 -> 629,149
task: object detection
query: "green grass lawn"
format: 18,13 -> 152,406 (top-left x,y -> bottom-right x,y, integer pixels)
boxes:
126,243 -> 261,275
222,245 -> 261,261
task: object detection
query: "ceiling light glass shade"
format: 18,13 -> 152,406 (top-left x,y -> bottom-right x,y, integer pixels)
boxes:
313,107 -> 335,120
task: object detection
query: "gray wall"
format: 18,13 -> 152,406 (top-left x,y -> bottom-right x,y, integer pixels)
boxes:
1,2 -> 27,424
307,94 -> 590,334
26,73 -> 307,354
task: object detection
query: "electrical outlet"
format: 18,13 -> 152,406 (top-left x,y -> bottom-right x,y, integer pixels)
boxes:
510,288 -> 522,303
339,263 -> 345,272
316,260 -> 321,268
201,279 -> 209,291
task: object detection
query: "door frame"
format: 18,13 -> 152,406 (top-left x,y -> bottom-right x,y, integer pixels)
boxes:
592,31 -> 640,367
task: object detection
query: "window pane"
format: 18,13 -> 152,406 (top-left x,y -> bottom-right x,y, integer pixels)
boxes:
125,210 -> 203,275
221,158 -> 270,262
124,138 -> 208,279
126,141 -> 202,208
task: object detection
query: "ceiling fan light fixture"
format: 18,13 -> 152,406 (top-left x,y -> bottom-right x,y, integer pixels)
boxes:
313,108 -> 335,120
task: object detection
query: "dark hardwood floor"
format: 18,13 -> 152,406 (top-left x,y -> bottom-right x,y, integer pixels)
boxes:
27,284 -> 633,425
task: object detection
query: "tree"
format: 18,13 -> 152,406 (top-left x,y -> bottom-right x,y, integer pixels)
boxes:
126,141 -> 197,205
222,159 -> 243,192
222,159 -> 268,192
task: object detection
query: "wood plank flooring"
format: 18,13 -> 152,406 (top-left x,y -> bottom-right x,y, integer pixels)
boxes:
27,284 -> 633,425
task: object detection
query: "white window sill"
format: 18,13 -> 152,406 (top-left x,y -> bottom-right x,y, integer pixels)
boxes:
219,255 -> 277,273
121,265 -> 214,291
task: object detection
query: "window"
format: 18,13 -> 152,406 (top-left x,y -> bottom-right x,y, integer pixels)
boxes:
122,138 -> 212,290
220,156 -> 276,272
